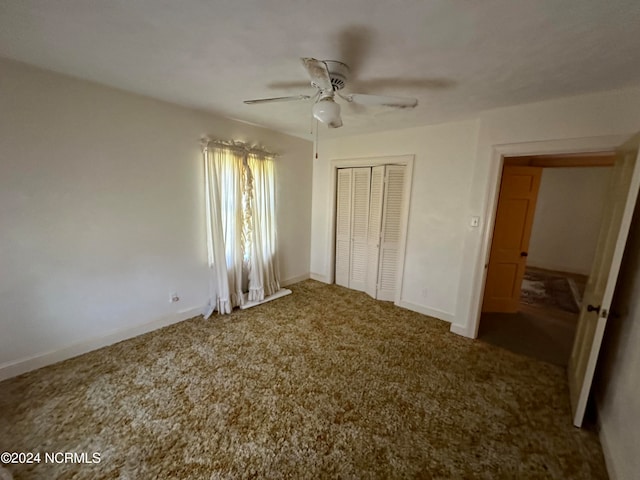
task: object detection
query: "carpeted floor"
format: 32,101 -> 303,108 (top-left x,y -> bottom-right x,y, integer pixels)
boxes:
0,280 -> 607,479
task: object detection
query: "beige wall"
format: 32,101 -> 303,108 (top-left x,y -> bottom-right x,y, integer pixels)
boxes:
0,58 -> 312,377
528,167 -> 612,275
596,193 -> 640,480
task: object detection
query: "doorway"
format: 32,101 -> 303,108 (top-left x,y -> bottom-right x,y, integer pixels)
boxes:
478,153 -> 615,366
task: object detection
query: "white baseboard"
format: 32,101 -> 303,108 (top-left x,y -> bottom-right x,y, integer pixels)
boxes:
0,306 -> 204,382
397,300 -> 454,323
309,272 -> 330,283
281,273 -> 310,287
449,323 -> 475,338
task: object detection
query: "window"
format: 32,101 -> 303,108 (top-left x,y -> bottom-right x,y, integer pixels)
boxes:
203,141 -> 279,314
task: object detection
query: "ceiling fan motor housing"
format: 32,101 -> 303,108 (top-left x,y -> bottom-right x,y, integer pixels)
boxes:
323,60 -> 349,91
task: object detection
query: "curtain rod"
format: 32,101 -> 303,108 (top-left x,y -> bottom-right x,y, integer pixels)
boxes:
200,138 -> 278,157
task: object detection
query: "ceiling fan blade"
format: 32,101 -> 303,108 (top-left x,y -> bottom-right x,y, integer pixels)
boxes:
340,93 -> 418,109
354,78 -> 455,91
336,25 -> 373,81
244,94 -> 311,105
267,80 -> 311,90
301,58 -> 332,91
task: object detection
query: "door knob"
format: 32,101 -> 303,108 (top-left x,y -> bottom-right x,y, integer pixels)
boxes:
520,252 -> 528,257
587,304 -> 601,314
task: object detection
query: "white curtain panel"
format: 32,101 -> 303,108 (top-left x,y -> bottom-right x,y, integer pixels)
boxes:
246,153 -> 280,301
204,145 -> 280,315
204,147 -> 245,315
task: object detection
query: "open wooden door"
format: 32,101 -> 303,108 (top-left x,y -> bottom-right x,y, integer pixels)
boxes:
483,166 -> 542,312
568,133 -> 640,427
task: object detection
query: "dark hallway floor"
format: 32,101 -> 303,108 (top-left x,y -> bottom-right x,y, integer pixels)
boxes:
479,309 -> 576,366
478,268 -> 586,366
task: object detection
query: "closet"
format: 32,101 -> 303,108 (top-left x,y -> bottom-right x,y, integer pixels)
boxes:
335,164 -> 406,301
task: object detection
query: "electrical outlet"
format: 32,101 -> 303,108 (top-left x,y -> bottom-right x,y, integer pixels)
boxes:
470,216 -> 480,227
170,292 -> 180,303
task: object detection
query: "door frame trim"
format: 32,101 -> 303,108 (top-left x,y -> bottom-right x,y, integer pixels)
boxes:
327,155 -> 414,305
456,134 -> 630,339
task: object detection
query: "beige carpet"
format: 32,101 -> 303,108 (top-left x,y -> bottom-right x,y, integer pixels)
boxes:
0,280 -> 607,479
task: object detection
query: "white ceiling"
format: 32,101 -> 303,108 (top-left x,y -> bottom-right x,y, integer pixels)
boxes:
2,0 -> 640,139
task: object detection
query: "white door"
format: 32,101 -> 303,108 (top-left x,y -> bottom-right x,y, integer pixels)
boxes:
568,133 -> 640,427
348,167 -> 372,291
377,165 -> 406,301
365,166 -> 385,298
335,168 -> 353,288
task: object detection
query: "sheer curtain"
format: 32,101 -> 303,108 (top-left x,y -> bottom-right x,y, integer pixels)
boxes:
204,146 -> 245,314
203,142 -> 280,316
246,153 -> 280,300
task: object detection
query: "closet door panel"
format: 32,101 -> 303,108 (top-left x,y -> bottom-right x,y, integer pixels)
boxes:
348,167 -> 371,291
335,168 -> 353,287
377,165 -> 405,301
365,165 -> 385,298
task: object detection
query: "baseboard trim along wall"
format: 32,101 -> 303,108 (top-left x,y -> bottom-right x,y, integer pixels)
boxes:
449,323 -> 474,338
0,307 -> 204,382
397,300 -> 454,323
309,272 -> 330,283
281,273 -> 310,287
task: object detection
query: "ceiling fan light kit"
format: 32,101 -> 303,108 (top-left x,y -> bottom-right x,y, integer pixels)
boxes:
312,96 -> 341,127
244,57 -> 418,129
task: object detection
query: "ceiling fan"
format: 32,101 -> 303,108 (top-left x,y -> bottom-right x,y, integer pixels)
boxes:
243,58 -> 418,129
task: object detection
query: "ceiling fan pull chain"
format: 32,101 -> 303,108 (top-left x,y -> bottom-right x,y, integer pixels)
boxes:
315,119 -> 319,159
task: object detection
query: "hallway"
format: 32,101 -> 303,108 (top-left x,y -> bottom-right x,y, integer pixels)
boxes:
479,268 -> 586,366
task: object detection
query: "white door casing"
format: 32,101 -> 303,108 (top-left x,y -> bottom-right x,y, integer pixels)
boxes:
458,135 -> 630,340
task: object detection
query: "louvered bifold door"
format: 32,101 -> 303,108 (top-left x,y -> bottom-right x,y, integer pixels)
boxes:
365,165 -> 385,298
335,168 -> 353,287
348,168 -> 372,291
377,165 -> 405,301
